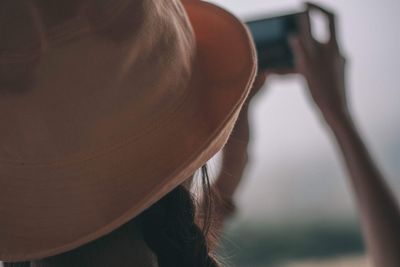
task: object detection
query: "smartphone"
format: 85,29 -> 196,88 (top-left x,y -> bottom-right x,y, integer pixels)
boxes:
246,12 -> 304,70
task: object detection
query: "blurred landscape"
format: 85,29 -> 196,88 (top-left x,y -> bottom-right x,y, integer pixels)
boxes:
285,256 -> 369,267
218,219 -> 365,267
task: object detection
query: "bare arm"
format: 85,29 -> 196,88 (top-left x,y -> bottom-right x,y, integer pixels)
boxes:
327,112 -> 400,267
213,73 -> 267,222
291,3 -> 400,266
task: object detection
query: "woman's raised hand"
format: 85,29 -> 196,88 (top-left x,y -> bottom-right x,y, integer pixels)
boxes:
290,2 -> 348,123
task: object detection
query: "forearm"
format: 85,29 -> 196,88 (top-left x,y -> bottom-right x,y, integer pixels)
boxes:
213,72 -> 268,226
215,145 -> 248,200
326,113 -> 400,267
215,107 -> 250,199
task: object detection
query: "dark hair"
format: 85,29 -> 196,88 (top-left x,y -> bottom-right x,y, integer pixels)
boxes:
4,165 -> 220,267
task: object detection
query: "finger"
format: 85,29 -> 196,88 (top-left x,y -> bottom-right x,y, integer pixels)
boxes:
298,10 -> 316,55
306,2 -> 338,47
289,35 -> 309,74
247,71 -> 268,98
256,71 -> 268,80
267,68 -> 297,75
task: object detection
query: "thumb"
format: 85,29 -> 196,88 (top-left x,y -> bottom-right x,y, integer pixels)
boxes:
289,35 -> 309,74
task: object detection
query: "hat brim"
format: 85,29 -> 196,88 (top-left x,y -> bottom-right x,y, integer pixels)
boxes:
0,0 -> 256,261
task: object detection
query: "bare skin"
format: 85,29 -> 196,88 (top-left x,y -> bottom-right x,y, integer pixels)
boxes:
214,3 -> 400,267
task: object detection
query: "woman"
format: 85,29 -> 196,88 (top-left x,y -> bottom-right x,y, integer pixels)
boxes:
0,0 -> 256,266
1,2 -> 399,267
215,3 -> 400,267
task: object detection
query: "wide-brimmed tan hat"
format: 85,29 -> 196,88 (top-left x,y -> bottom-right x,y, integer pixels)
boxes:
0,0 -> 256,261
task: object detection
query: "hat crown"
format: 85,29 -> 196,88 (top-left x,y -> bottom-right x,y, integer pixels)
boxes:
0,0 -> 195,163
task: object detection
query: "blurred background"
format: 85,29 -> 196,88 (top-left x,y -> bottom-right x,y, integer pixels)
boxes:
205,0 -> 400,266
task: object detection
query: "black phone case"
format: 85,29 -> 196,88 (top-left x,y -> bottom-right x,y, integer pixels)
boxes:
246,13 -> 302,70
